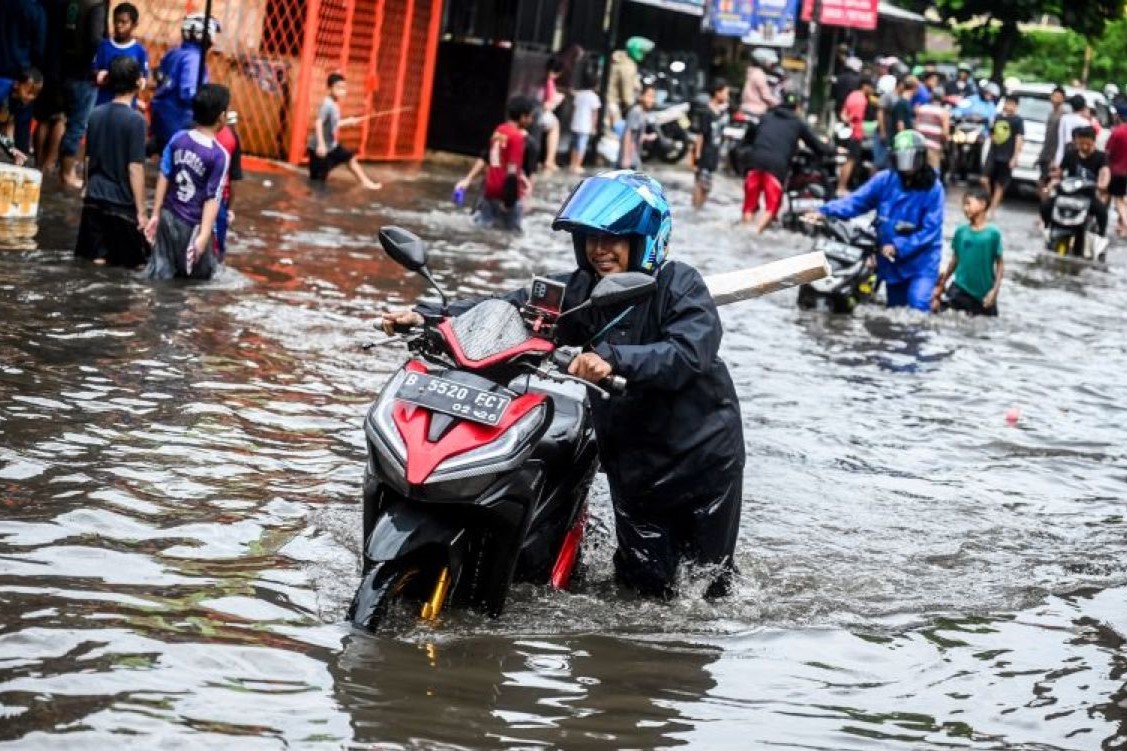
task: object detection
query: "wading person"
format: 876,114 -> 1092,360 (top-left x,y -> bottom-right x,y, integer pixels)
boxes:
932,186 -> 1004,316
814,130 -> 945,312
618,83 -> 655,171
143,83 -> 230,280
692,78 -> 730,209
453,95 -> 536,232
308,73 -> 381,189
0,68 -> 42,165
75,56 -> 149,267
383,172 -> 746,599
836,76 -> 872,196
1104,103 -> 1127,235
982,94 -> 1024,218
150,13 -> 217,156
56,0 -> 106,188
92,2 -> 149,108
739,92 -> 832,233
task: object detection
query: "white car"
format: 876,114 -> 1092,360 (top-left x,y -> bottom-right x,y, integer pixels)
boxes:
983,83 -> 1111,194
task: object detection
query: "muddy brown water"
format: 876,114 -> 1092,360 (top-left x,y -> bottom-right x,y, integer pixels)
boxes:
1,163 -> 1125,750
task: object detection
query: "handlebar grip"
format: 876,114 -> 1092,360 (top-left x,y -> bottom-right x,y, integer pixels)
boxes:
374,317 -> 416,334
600,375 -> 627,395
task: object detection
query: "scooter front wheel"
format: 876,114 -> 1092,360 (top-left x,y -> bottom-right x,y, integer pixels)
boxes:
347,561 -> 420,632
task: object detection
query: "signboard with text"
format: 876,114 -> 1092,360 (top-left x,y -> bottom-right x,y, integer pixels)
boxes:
742,0 -> 798,47
711,0 -> 755,37
800,0 -> 879,30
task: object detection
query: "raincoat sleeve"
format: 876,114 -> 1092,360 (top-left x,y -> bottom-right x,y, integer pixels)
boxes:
800,121 -> 833,157
891,183 -> 945,261
592,267 -> 721,391
819,171 -> 887,220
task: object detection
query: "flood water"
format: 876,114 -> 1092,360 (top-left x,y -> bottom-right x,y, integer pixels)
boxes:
1,161 -> 1126,750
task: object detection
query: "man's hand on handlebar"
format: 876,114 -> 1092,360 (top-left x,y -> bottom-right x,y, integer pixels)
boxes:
381,309 -> 424,335
801,211 -> 824,226
568,352 -> 613,384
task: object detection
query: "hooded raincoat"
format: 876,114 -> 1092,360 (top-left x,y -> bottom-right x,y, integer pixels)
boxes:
820,168 -> 945,309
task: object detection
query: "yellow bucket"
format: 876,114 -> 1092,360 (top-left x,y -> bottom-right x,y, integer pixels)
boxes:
0,163 -> 42,220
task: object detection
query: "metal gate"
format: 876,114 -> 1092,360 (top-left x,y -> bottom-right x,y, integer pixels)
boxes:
130,0 -> 441,162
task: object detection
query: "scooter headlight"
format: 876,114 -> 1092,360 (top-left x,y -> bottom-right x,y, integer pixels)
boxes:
366,369 -> 409,467
427,404 -> 547,483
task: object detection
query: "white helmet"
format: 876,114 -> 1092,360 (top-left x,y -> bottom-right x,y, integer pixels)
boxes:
844,56 -> 863,73
182,13 -> 221,43
1104,83 -> 1120,99
751,48 -> 779,67
877,74 -> 897,95
983,82 -> 1001,99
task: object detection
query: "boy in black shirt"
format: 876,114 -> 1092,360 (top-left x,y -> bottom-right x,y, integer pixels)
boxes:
75,56 -> 149,266
1041,126 -> 1110,235
983,94 -> 1024,217
692,79 -> 730,209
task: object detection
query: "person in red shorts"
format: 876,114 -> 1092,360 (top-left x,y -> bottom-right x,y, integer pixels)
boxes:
739,93 -> 832,233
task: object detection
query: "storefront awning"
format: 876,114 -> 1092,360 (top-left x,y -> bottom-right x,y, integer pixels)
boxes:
626,0 -> 706,17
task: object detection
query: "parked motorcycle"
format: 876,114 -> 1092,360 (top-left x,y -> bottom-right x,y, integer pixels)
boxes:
349,227 -> 656,631
1042,177 -> 1110,263
642,101 -> 693,164
946,117 -> 986,183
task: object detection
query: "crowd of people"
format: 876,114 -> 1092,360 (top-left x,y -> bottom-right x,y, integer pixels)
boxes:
0,3 -> 391,279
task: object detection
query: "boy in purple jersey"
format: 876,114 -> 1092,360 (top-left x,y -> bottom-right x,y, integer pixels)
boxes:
143,84 -> 230,280
92,3 -> 149,108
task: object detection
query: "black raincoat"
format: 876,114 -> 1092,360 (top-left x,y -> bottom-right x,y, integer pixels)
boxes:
422,259 -> 745,597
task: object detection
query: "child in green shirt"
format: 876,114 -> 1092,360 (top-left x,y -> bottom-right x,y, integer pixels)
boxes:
932,186 -> 1004,316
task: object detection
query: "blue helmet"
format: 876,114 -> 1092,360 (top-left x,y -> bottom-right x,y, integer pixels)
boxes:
552,171 -> 672,274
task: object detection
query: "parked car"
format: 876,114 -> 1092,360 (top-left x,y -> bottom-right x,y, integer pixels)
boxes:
985,83 -> 1111,195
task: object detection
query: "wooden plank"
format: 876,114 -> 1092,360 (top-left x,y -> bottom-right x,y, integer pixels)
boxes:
705,251 -> 832,306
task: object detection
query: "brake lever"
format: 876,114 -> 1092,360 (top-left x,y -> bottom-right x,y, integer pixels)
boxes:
362,335 -> 404,350
527,364 -> 613,400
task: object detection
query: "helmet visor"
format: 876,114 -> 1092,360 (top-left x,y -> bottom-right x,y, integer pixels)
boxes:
894,147 -> 923,173
552,175 -> 662,238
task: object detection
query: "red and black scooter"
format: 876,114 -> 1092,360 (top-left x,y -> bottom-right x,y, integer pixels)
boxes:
349,227 -> 655,631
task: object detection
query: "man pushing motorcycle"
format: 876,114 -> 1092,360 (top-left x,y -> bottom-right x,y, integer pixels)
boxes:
383,171 -> 745,599
807,130 -> 945,312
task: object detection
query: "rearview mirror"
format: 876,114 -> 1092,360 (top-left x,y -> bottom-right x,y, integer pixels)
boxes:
589,272 -> 657,308
378,226 -> 428,271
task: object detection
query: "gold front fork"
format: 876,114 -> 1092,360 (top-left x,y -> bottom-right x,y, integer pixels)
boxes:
420,567 -> 450,622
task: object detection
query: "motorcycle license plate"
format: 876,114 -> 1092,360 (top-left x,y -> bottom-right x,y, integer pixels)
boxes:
814,238 -> 863,263
789,197 -> 824,212
396,372 -> 512,426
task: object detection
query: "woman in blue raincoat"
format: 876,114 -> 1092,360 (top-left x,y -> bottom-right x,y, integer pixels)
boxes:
817,129 -> 945,312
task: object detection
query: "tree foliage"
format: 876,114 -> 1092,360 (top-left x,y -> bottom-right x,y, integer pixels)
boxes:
890,0 -> 1123,80
1007,19 -> 1127,87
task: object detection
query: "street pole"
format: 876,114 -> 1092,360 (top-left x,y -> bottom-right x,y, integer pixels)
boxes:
802,0 -> 820,119
197,0 -> 214,91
